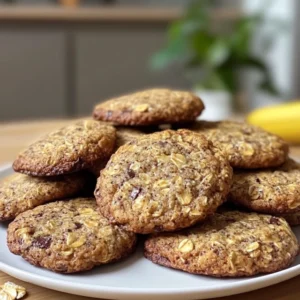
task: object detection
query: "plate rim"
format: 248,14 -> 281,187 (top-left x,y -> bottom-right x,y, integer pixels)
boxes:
1,252 -> 300,299
0,164 -> 300,299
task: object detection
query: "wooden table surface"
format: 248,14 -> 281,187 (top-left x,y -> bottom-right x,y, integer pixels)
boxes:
0,119 -> 300,300
0,6 -> 240,23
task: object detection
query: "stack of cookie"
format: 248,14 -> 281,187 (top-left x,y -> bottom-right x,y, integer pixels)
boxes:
2,88 -> 299,278
2,120 -> 137,273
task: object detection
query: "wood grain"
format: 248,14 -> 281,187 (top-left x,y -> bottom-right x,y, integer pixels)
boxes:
0,119 -> 299,300
0,6 -> 240,23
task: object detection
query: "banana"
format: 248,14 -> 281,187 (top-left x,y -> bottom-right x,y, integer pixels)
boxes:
247,101 -> 300,143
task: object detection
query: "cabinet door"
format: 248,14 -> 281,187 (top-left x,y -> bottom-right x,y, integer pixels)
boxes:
0,29 -> 66,121
75,24 -> 189,115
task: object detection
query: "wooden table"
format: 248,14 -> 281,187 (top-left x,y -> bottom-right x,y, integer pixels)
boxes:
0,119 -> 300,300
0,6 -> 240,23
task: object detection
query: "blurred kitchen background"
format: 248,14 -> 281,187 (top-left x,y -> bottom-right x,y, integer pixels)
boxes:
0,0 -> 298,121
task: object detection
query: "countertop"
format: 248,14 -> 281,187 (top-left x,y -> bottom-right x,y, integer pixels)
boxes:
0,119 -> 300,300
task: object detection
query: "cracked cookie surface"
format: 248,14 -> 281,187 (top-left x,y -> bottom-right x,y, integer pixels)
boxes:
93,89 -> 204,126
95,130 -> 232,234
229,159 -> 300,214
0,173 -> 86,221
7,198 -> 137,273
185,121 -> 288,169
13,120 -> 116,176
144,211 -> 299,277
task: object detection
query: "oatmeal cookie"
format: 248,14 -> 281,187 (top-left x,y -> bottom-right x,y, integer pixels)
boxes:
116,127 -> 145,148
7,198 -> 137,273
89,127 -> 145,176
93,89 -> 204,126
13,120 -> 116,176
185,121 -> 288,169
0,173 -> 86,221
229,159 -> 300,214
95,130 -> 232,234
144,211 -> 299,277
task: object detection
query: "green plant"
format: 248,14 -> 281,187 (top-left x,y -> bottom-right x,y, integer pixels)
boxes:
151,0 -> 283,96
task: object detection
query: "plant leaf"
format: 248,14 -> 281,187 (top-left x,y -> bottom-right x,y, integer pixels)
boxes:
241,56 -> 280,96
150,35 -> 190,70
206,38 -> 231,67
231,14 -> 263,58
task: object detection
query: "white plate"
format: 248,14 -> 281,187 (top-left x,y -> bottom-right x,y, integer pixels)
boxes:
0,165 -> 300,300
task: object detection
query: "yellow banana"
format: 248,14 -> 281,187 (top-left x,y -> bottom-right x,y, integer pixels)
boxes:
247,101 -> 300,144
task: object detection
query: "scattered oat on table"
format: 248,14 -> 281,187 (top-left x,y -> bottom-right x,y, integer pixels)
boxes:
0,282 -> 26,300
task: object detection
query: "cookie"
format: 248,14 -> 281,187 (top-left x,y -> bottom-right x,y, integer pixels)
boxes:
144,211 -> 299,277
229,159 -> 300,214
0,173 -> 86,221
13,120 -> 116,176
116,127 -> 145,148
88,127 -> 145,177
184,121 -> 288,169
95,130 -> 232,234
7,198 -> 137,273
93,89 -> 204,126
276,212 -> 300,226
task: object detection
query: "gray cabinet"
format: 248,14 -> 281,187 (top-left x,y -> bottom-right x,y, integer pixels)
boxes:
75,24 -> 189,115
0,24 -> 189,121
0,29 -> 66,121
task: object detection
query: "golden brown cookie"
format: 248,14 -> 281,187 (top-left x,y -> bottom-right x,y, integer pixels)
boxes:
7,198 -> 137,273
95,130 -> 232,234
0,173 -> 86,221
144,211 -> 299,277
116,127 -> 145,148
13,120 -> 116,176
93,89 -> 204,126
88,127 -> 145,177
183,121 -> 288,169
229,159 -> 300,214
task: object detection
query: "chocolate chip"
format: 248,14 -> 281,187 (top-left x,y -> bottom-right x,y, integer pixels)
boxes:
213,248 -> 220,255
130,187 -> 141,200
158,141 -> 167,147
270,216 -> 280,225
128,169 -> 135,178
32,236 -> 52,249
75,222 -> 82,229
191,189 -> 199,198
154,225 -> 164,232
